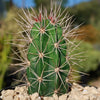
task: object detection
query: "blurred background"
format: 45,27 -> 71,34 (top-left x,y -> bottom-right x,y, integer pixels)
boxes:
0,0 -> 100,90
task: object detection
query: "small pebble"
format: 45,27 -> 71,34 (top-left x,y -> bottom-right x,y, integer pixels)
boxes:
82,89 -> 88,95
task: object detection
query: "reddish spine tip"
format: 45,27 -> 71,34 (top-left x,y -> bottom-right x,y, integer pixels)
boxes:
33,17 -> 38,22
38,13 -> 42,22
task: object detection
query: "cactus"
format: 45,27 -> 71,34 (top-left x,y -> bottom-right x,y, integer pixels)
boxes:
13,0 -> 84,97
26,18 -> 70,96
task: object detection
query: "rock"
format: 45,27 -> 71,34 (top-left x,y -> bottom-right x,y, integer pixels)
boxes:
53,94 -> 58,100
1,90 -> 14,97
72,83 -> 84,91
82,89 -> 88,95
30,93 -> 40,100
14,86 -> 28,94
43,97 -> 54,100
14,86 -> 30,100
1,90 -> 14,100
98,87 -> 100,92
2,96 -> 14,100
59,94 -> 68,100
14,94 -> 30,100
67,83 -> 100,100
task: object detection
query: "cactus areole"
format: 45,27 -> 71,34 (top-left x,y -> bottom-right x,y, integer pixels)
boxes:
26,14 -> 70,96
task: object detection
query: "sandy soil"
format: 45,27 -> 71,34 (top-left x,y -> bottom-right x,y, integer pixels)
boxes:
0,83 -> 100,100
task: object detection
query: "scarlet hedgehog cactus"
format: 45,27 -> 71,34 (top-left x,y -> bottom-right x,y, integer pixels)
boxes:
12,0 -> 85,97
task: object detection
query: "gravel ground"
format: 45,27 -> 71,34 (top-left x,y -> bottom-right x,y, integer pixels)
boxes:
0,83 -> 100,100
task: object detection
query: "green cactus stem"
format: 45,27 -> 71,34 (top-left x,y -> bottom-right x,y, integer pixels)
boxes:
26,18 -> 70,96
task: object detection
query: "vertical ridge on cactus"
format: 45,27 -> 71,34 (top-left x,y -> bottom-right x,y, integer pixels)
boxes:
11,0 -> 86,97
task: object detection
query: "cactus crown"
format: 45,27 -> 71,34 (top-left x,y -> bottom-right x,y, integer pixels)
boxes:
13,0 -> 84,97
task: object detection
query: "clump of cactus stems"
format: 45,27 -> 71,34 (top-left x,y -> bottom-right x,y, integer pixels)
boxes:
12,0 -> 86,97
